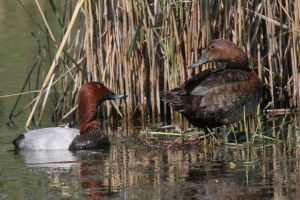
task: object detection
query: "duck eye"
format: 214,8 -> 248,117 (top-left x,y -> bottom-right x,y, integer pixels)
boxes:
97,84 -> 102,89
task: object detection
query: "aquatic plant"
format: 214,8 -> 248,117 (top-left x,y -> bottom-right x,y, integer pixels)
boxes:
5,0 -> 299,129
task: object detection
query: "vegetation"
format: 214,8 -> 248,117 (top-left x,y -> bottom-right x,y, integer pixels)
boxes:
7,0 -> 300,129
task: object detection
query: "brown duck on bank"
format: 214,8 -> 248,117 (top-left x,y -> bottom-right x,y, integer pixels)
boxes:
161,39 -> 262,141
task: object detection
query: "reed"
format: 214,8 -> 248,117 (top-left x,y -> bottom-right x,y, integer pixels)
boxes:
8,0 -> 300,129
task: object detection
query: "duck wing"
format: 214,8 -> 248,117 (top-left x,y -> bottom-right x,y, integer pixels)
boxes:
160,70 -> 215,112
161,69 -> 261,128
183,68 -> 222,93
185,69 -> 251,96
161,69 -> 253,113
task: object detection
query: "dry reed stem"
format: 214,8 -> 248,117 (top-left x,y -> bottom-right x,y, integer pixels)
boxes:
34,0 -> 57,43
0,90 -> 40,98
13,0 -> 299,129
37,74 -> 55,126
25,0 -> 85,128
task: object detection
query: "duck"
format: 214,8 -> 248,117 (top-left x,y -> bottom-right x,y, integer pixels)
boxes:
160,39 -> 262,141
13,82 -> 126,150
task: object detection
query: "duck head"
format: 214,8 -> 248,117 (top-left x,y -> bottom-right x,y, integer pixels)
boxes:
77,82 -> 126,134
188,39 -> 249,70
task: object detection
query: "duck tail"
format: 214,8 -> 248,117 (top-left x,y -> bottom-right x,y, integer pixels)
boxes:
12,134 -> 25,148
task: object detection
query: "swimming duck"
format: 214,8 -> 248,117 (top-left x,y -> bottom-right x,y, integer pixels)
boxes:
161,39 -> 262,141
13,82 -> 126,150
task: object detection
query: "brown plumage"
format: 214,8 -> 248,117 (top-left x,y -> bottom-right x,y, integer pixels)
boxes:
161,39 -> 262,139
70,82 -> 127,150
77,82 -> 113,135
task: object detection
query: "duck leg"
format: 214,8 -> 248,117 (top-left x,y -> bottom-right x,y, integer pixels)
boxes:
222,125 -> 228,143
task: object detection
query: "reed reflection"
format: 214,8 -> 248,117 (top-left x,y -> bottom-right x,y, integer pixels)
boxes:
73,145 -> 270,199
14,114 -> 300,199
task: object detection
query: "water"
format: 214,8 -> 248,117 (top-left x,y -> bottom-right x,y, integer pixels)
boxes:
1,135 -> 300,199
1,1 -> 300,200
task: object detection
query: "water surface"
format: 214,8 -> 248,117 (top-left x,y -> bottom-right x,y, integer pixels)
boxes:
1,129 -> 300,199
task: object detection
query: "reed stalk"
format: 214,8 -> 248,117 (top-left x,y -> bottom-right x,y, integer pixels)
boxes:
25,0 -> 85,128
8,0 -> 299,130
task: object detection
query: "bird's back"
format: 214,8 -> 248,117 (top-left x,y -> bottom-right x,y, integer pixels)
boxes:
13,127 -> 79,150
161,68 -> 262,128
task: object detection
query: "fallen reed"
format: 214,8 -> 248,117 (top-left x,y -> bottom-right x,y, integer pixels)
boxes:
8,0 -> 300,128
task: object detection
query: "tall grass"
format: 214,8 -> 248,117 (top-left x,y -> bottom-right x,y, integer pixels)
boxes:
9,0 -> 300,127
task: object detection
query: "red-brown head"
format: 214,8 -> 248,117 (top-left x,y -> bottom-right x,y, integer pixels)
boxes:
189,39 -> 249,70
77,82 -> 126,134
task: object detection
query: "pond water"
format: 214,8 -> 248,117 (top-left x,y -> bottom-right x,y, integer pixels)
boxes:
1,1 -> 300,200
1,116 -> 300,200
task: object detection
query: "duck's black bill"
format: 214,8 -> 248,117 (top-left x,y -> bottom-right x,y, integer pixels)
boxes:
188,53 -> 210,69
107,92 -> 127,100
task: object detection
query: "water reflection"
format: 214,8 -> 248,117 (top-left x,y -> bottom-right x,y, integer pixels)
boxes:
16,150 -> 80,168
12,138 -> 300,199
